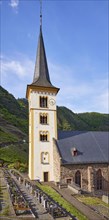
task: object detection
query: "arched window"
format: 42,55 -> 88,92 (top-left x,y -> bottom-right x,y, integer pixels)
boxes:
41,152 -> 49,164
40,113 -> 48,124
40,97 -> 48,108
96,169 -> 102,190
40,131 -> 49,142
75,171 -> 81,187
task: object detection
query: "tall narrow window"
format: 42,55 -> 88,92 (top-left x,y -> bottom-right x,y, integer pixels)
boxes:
75,171 -> 81,187
40,113 -> 48,124
40,97 -> 48,108
96,169 -> 102,190
40,131 -> 49,142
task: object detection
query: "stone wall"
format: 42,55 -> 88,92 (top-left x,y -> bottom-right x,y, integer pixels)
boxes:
60,163 -> 109,193
53,139 -> 61,182
102,195 -> 109,204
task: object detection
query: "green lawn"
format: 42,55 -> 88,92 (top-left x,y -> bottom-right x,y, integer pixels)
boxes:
0,169 -> 11,216
76,195 -> 109,207
36,183 -> 88,220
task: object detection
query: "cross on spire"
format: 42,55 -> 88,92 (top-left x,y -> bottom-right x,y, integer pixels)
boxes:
40,0 -> 42,29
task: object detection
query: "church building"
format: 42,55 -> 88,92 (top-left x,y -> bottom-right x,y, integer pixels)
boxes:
26,13 -> 109,194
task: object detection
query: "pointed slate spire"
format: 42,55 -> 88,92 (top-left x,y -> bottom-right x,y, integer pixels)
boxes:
32,28 -> 54,88
26,2 -> 59,99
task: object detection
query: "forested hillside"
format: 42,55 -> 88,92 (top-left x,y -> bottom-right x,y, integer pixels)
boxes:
57,107 -> 109,131
0,85 -> 109,167
0,85 -> 109,145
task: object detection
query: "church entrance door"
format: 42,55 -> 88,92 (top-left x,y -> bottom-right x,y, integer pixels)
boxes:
43,172 -> 49,182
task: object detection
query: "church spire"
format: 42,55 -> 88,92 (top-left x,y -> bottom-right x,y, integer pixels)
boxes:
32,28 -> 53,87
32,1 -> 55,88
28,0 -> 59,92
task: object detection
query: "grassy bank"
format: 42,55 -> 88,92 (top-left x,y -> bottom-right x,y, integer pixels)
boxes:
36,183 -> 88,220
76,195 -> 109,207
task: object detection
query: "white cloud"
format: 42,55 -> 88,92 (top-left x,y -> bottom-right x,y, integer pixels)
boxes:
9,0 -> 19,13
1,57 -> 34,79
49,61 -> 108,113
1,55 -> 108,113
1,55 -> 34,98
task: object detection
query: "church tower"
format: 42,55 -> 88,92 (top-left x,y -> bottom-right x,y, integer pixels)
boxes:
26,12 -> 59,181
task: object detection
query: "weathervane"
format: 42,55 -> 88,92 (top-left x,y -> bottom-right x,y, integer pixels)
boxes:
40,0 -> 42,28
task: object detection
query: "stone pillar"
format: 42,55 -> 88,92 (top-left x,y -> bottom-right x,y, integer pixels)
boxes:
88,166 -> 95,192
102,165 -> 109,192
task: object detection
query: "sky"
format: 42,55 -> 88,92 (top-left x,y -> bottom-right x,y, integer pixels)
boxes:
0,0 -> 108,113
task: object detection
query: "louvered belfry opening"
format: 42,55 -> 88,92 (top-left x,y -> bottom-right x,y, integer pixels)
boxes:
40,96 -> 48,108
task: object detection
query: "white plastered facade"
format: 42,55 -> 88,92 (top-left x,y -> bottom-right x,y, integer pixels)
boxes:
28,89 -> 57,181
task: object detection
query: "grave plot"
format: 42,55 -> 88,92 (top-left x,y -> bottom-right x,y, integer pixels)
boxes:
3,169 -> 33,217
33,187 -> 76,219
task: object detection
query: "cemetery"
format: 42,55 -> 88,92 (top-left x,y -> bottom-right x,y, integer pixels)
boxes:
3,169 -> 32,217
9,169 -> 77,219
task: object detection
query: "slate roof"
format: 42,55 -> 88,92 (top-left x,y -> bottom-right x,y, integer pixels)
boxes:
58,130 -> 88,140
56,131 -> 109,164
32,28 -> 58,90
